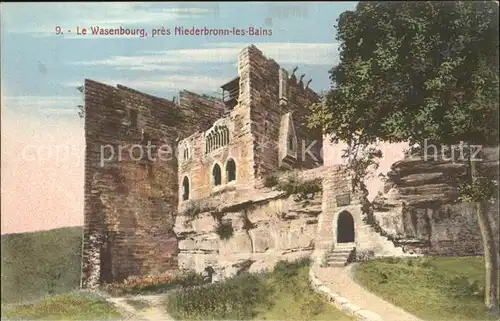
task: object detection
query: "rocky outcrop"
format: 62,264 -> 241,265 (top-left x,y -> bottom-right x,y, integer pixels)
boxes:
370,147 -> 499,256
174,185 -> 322,280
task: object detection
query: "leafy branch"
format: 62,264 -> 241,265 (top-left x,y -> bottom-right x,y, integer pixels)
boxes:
77,85 -> 84,119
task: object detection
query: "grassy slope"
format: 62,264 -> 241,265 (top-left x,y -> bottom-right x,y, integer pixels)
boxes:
1,292 -> 121,320
354,256 -> 500,321
254,267 -> 351,321
165,259 -> 352,321
1,227 -> 83,304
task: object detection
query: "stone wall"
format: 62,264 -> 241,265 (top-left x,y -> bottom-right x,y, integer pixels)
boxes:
174,167 -> 328,278
285,67 -> 323,168
372,147 -> 499,256
82,80 -> 225,287
82,45 -> 325,288
239,45 -> 322,179
177,110 -> 255,203
177,45 -> 323,205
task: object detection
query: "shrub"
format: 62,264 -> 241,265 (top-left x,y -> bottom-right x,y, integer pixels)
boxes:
273,257 -> 311,279
103,270 -> 208,296
263,171 -> 322,201
277,175 -> 322,200
354,249 -> 375,262
166,272 -> 272,320
165,257 -> 314,320
346,248 -> 357,263
215,220 -> 234,240
263,172 -> 279,188
183,200 -> 211,221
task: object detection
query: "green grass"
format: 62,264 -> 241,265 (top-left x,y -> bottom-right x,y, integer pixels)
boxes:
354,256 -> 500,321
164,258 -> 352,320
1,227 -> 83,304
1,292 -> 121,320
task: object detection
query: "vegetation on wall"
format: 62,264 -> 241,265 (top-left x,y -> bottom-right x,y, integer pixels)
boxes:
215,220 -> 234,240
279,175 -> 322,201
263,171 -> 323,201
76,85 -> 85,119
263,172 -> 280,188
183,200 -> 213,221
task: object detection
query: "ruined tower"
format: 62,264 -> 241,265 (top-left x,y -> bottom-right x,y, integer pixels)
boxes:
176,45 -> 323,204
81,45 -> 323,287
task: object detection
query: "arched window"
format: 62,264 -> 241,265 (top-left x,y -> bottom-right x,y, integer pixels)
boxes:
208,134 -> 212,153
215,131 -> 221,149
182,176 -> 190,201
183,147 -> 189,161
226,158 -> 236,182
212,164 -> 222,186
205,125 -> 230,154
224,127 -> 230,145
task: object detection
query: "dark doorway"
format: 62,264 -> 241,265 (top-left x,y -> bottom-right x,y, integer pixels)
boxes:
337,211 -> 355,243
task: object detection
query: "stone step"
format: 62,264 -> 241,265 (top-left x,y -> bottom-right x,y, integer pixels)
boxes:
327,254 -> 349,258
335,244 -> 356,248
326,252 -> 351,258
326,261 -> 347,267
331,249 -> 354,254
326,259 -> 349,264
334,245 -> 355,250
337,242 -> 356,246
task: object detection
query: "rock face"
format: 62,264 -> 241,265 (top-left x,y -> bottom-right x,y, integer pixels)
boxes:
371,147 -> 499,256
174,186 -> 322,279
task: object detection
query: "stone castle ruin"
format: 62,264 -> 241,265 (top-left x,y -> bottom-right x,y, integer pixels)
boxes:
81,45 -> 499,288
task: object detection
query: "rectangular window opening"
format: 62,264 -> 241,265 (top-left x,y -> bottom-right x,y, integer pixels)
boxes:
130,109 -> 138,127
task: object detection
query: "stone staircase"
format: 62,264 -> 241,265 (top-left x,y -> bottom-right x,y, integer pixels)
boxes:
324,242 -> 355,267
357,223 -> 420,257
322,224 -> 420,268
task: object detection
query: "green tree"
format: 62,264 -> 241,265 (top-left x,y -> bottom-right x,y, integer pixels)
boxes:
309,1 -> 499,311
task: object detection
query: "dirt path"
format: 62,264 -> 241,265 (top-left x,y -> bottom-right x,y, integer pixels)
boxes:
106,293 -> 175,321
313,265 -> 424,321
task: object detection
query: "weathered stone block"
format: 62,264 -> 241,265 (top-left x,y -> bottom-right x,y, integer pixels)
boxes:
219,232 -> 253,255
250,228 -> 273,253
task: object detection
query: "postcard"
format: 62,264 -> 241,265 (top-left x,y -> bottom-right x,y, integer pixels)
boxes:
1,2 -> 499,320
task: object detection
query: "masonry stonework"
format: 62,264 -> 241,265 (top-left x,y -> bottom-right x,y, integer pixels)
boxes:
82,81 -> 225,287
82,45 -> 499,288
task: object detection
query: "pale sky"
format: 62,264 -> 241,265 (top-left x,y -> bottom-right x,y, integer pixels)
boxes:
1,2 -> 407,235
